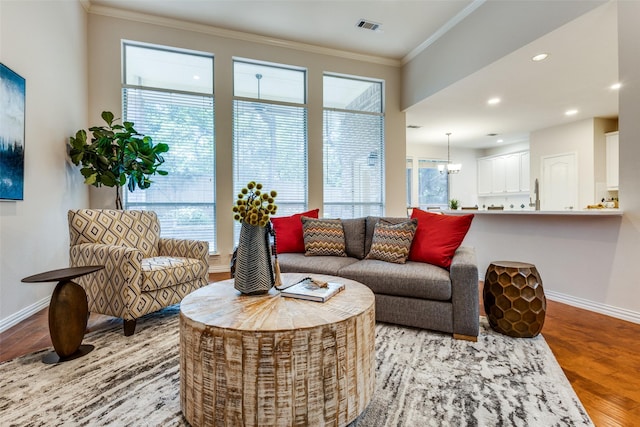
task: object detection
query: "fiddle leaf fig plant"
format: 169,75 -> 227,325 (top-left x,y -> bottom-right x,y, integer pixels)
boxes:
68,111 -> 169,209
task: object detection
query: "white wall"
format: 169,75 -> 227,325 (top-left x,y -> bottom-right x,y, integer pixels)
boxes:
85,10 -> 406,270
0,0 -> 89,329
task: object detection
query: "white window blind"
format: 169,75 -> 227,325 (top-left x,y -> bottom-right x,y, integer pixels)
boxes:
123,43 -> 216,250
232,60 -> 308,243
323,75 -> 384,218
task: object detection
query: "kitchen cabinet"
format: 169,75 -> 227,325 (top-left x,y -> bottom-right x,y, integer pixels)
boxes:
478,158 -> 493,195
606,131 -> 619,190
520,152 -> 530,192
477,151 -> 530,196
492,156 -> 507,193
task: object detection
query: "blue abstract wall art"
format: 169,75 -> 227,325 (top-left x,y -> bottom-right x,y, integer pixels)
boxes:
0,63 -> 26,201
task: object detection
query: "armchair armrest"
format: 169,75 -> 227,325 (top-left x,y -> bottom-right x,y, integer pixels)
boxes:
159,238 -> 209,264
69,243 -> 144,317
449,246 -> 480,338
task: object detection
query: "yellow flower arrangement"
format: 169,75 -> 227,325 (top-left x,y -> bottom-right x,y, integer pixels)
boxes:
232,181 -> 278,227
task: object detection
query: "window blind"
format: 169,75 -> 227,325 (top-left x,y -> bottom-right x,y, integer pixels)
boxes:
323,109 -> 384,218
232,99 -> 308,242
123,87 -> 216,249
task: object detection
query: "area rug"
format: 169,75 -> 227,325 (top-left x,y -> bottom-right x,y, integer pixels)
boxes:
0,306 -> 593,426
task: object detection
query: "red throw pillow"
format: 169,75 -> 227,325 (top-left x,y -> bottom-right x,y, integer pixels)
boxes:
271,209 -> 320,253
409,208 -> 474,269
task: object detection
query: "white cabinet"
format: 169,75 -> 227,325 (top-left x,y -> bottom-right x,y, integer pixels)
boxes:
477,151 -> 530,196
478,158 -> 493,195
505,154 -> 521,193
520,152 -> 530,192
606,131 -> 619,190
492,156 -> 507,193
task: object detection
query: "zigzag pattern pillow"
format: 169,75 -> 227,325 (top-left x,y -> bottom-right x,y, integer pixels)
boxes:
301,217 -> 347,257
365,218 -> 418,264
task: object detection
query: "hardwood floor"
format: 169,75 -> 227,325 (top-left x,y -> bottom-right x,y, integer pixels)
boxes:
1,276 -> 639,426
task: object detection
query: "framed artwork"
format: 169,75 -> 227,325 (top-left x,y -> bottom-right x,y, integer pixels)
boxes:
0,63 -> 26,201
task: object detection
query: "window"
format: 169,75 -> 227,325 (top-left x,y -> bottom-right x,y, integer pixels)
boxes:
233,60 -> 308,241
406,158 -> 413,207
418,159 -> 449,209
122,42 -> 216,250
323,74 -> 384,218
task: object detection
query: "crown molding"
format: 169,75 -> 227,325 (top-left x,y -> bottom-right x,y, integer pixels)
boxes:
402,0 -> 486,65
87,4 -> 401,67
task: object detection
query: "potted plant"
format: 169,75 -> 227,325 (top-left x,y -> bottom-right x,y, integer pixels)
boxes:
449,199 -> 460,210
68,111 -> 169,209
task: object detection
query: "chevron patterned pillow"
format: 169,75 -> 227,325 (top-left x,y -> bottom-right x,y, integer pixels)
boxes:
365,218 -> 418,264
301,217 -> 347,257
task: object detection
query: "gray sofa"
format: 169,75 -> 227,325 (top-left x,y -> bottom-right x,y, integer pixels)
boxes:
277,216 -> 479,340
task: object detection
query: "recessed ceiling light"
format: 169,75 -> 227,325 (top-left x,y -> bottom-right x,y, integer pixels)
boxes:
497,139 -> 504,143
487,98 -> 501,105
532,53 -> 549,62
610,82 -> 622,90
193,75 -> 200,80
565,109 -> 578,116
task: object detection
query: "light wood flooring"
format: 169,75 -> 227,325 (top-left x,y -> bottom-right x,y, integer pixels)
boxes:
1,275 -> 639,426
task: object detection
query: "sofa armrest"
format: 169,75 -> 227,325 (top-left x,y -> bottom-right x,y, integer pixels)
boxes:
159,238 -> 209,264
449,246 -> 480,338
69,243 -> 143,316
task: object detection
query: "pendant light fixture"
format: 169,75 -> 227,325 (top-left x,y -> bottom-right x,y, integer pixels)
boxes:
438,132 -> 461,174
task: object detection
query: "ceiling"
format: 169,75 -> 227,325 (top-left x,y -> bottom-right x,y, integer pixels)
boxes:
89,0 -> 619,150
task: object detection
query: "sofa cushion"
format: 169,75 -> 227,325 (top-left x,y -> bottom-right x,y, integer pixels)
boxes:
409,208 -> 474,269
271,209 -> 319,253
302,217 -> 347,257
140,256 -> 208,292
342,217 -> 366,259
365,216 -> 411,256
365,219 -> 417,264
337,259 -> 452,301
276,253 -> 358,276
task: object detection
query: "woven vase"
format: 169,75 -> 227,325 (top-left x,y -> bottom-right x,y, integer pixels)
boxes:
234,222 -> 274,295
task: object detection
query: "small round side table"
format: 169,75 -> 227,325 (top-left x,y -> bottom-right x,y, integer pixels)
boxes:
483,261 -> 546,338
22,265 -> 104,364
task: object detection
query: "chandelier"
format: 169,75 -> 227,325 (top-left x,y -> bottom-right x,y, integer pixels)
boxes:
438,132 -> 461,174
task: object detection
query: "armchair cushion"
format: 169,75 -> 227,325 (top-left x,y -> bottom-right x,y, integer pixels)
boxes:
141,256 -> 209,292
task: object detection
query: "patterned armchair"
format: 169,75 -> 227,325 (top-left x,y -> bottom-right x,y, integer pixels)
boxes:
68,209 -> 209,335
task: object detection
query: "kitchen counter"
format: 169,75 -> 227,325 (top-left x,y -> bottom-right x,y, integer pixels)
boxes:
446,209 -> 623,216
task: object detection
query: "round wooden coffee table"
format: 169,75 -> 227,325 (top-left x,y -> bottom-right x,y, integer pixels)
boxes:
180,273 -> 376,427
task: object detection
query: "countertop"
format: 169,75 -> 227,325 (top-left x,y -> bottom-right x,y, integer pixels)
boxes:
445,208 -> 623,216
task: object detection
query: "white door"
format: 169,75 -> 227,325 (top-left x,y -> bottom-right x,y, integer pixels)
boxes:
541,153 -> 577,210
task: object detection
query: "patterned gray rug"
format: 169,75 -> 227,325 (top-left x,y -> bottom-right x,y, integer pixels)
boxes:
1,306 -> 592,426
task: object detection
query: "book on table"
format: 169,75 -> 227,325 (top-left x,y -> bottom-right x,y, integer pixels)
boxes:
280,278 -> 345,302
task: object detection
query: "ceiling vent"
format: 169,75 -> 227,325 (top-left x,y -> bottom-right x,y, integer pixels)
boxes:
407,125 -> 422,129
356,19 -> 381,32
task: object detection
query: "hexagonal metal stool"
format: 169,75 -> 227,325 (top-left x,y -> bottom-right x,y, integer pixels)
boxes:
483,261 -> 546,338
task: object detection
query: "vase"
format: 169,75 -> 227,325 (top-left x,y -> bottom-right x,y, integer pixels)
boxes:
234,222 -> 274,295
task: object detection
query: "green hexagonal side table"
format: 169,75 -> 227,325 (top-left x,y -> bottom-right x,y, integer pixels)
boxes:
483,261 -> 546,338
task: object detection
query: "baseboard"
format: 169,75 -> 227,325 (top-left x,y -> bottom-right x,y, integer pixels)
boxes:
0,296 -> 50,333
209,265 -> 230,274
545,290 -> 640,325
